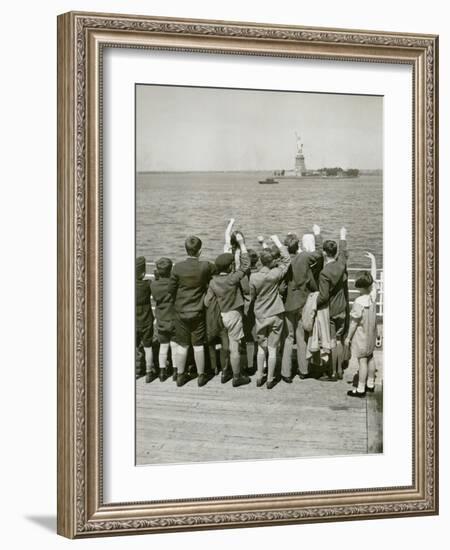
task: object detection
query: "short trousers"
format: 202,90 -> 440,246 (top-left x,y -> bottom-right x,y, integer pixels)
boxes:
330,314 -> 346,343
156,319 -> 175,344
173,311 -> 206,347
136,323 -> 154,348
221,310 -> 244,342
255,314 -> 284,348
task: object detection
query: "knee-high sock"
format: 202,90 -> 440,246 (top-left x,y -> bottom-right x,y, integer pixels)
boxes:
268,346 -> 277,381
158,343 -> 170,370
170,341 -> 178,370
357,357 -> 368,392
257,345 -> 266,379
246,342 -> 255,370
176,344 -> 188,374
193,345 -> 205,375
144,347 -> 153,372
229,339 -> 241,377
331,346 -> 338,375
367,356 -> 376,388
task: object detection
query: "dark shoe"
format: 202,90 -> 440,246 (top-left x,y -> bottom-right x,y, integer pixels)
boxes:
281,375 -> 293,384
145,370 -> 158,383
298,372 -> 312,380
176,372 -> 192,387
324,374 -> 338,382
347,389 -> 366,398
365,385 -> 375,393
159,368 -> 168,382
198,373 -> 212,387
267,378 -> 278,390
232,375 -> 251,388
256,375 -> 267,387
221,369 -> 233,384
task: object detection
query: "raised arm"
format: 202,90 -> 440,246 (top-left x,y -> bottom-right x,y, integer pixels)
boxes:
365,251 -> 378,301
309,224 -> 323,261
223,218 -> 235,253
336,227 -> 348,265
228,233 -> 250,283
270,234 -> 291,280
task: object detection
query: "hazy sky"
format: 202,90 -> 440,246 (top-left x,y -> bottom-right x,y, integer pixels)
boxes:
136,84 -> 382,172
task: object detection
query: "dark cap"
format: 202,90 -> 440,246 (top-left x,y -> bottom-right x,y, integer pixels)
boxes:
215,253 -> 234,272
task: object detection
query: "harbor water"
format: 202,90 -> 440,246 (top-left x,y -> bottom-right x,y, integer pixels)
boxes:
137,172 -> 383,269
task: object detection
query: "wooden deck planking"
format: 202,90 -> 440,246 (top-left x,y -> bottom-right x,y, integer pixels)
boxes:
135,351 -> 383,465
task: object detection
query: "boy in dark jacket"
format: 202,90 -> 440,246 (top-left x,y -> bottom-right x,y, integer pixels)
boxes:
135,256 -> 156,383
168,236 -> 213,387
317,227 -> 349,380
150,257 -> 177,382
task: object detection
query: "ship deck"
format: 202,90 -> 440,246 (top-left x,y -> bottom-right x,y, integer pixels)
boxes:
136,349 -> 383,466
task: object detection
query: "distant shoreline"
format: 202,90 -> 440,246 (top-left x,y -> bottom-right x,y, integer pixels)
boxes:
138,169 -> 383,176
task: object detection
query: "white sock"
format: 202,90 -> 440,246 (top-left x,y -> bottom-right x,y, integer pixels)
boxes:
367,377 -> 375,389
357,381 -> 366,393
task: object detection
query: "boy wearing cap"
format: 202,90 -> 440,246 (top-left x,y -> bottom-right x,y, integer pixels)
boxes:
150,257 -> 177,382
204,232 -> 251,387
250,236 -> 291,389
135,256 -> 156,383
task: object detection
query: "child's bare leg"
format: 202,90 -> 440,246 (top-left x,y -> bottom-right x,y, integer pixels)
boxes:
331,346 -> 338,377
193,345 -> 205,375
229,339 -> 241,377
256,345 -> 267,381
367,355 -> 376,389
357,357 -> 368,393
267,346 -> 277,382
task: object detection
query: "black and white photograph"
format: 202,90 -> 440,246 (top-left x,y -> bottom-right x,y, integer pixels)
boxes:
135,84 -> 383,466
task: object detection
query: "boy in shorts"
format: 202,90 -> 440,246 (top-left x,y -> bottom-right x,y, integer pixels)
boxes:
150,257 -> 177,382
250,235 -> 291,389
168,236 -> 213,387
135,256 -> 156,383
204,232 -> 251,387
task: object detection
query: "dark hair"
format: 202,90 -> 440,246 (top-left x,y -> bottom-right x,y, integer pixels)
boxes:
268,243 -> 281,259
230,231 -> 245,249
284,233 -> 299,254
260,250 -> 274,267
247,248 -> 259,268
355,271 -> 374,289
185,235 -> 202,257
323,240 -> 338,258
155,257 -> 172,278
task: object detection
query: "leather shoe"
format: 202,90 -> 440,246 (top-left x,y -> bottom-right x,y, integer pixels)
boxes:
176,372 -> 192,387
256,375 -> 267,387
281,375 -> 293,384
347,389 -> 366,398
232,375 -> 251,387
159,368 -> 168,382
145,370 -> 158,383
221,369 -> 233,384
267,378 -> 278,389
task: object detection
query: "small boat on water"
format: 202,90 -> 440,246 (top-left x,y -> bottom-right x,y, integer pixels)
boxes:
258,177 -> 279,184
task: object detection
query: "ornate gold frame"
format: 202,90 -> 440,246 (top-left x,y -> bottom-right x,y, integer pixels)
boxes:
57,11 -> 439,538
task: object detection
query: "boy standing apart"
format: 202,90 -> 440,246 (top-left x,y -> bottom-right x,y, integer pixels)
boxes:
317,227 -> 348,380
204,232 -> 251,387
250,235 -> 291,389
168,236 -> 212,387
135,256 -> 156,383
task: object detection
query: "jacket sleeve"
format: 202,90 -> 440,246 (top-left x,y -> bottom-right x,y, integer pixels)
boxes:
228,252 -> 250,284
272,245 -> 291,282
310,233 -> 323,261
317,271 -> 331,309
167,266 -> 179,303
204,284 -> 214,308
336,239 -> 348,266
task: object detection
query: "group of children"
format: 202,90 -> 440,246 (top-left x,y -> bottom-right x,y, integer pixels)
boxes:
136,219 -> 379,398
